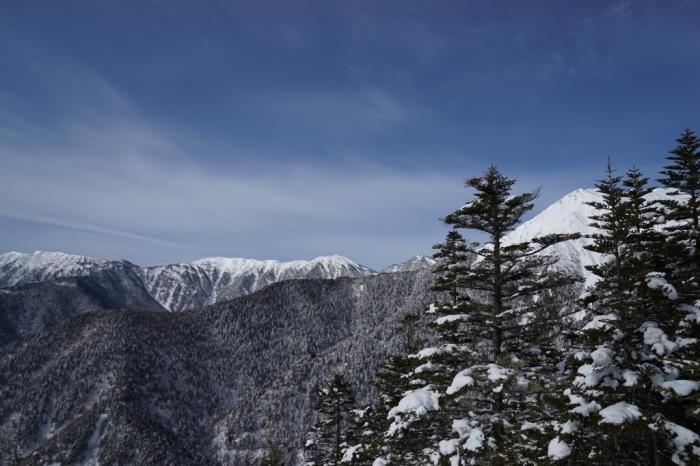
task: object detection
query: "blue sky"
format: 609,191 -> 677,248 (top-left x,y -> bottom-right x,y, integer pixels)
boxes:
1,0 -> 699,270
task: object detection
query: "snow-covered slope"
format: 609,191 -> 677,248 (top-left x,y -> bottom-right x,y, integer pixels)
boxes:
504,188 -> 674,288
0,251 -> 123,287
139,255 -> 376,311
381,254 -> 436,274
0,252 -> 376,312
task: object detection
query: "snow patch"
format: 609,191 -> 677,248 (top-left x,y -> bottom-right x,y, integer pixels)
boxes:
388,389 -> 440,417
446,369 -> 474,395
661,380 -> 700,397
598,402 -> 642,424
548,437 -> 571,460
641,322 -> 680,356
464,428 -> 484,452
590,347 -> 613,367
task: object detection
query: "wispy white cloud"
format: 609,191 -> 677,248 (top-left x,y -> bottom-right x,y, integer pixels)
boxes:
237,88 -> 413,133
0,100 -> 593,269
0,30 -> 603,269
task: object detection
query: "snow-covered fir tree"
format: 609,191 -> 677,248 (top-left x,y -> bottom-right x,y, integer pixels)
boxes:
306,374 -> 361,465
370,166 -> 581,465
549,158 -> 700,465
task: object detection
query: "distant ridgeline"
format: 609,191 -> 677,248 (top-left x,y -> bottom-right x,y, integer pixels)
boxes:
0,253 -> 377,346
1,130 -> 699,465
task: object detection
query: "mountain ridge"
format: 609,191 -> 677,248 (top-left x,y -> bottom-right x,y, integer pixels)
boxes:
0,252 -> 376,312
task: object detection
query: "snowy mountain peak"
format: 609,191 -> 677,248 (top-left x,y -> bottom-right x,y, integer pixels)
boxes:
505,188 -> 600,244
381,254 -> 437,274
505,187 -> 675,288
0,251 -> 376,312
0,251 -> 123,287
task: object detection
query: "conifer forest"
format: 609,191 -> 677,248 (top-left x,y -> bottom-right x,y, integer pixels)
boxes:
0,130 -> 699,466
303,129 -> 700,466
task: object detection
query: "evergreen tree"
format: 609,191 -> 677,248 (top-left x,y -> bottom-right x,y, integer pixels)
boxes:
305,374 -> 360,465
358,309 -> 439,463
431,230 -> 474,305
550,160 -> 700,465
655,129 -> 700,462
658,128 -> 700,289
372,166 -> 581,465
261,439 -> 283,466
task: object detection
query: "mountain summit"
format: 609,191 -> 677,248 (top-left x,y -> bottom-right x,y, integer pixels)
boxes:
380,254 -> 436,273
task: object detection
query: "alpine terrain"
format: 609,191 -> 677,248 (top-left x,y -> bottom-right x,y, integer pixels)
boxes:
1,150 -> 699,465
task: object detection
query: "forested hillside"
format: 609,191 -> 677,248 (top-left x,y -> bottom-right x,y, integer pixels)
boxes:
0,271 -> 437,465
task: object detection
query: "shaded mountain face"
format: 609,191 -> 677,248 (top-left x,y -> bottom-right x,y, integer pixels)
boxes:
0,264 -> 167,347
0,271 -> 437,465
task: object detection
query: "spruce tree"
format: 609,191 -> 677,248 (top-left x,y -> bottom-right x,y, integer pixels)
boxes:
373,166 -> 581,465
658,128 -> 700,286
305,374 -> 360,465
550,160 -> 700,465
655,129 -> 700,462
261,439 -> 283,466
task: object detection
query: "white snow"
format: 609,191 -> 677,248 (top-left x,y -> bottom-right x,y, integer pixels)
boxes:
561,420 -> 580,434
439,438 -> 459,455
372,458 -> 389,466
646,272 -> 678,300
446,369 -> 474,395
503,188 -> 676,289
641,322 -> 680,356
571,399 -> 602,417
0,252 -> 375,311
415,362 -> 439,373
664,421 -> 700,463
679,303 -> 700,324
598,402 -> 642,424
412,345 -> 457,359
548,437 -> 571,460
566,390 -> 602,417
381,254 -> 436,273
622,369 -> 640,387
452,419 -> 469,437
388,389 -> 440,417
661,380 -> 700,397
590,347 -> 614,367
486,364 -> 512,381
0,251 -> 116,287
582,314 -> 618,331
341,444 -> 362,463
464,428 -> 484,452
435,314 -> 470,325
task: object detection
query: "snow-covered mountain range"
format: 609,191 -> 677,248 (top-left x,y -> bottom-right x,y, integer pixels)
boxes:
0,187 -> 681,464
0,252 -> 376,312
2,187 -> 670,317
